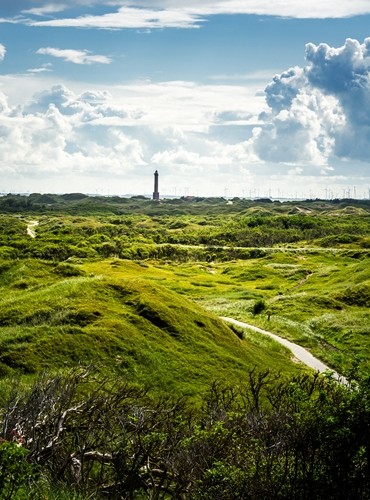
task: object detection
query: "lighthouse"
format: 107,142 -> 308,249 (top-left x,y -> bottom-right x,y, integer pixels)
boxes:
153,170 -> 159,200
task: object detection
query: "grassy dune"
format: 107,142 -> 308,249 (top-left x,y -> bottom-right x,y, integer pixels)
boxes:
0,200 -> 369,498
83,253 -> 370,376
0,199 -> 369,392
0,259 -> 306,399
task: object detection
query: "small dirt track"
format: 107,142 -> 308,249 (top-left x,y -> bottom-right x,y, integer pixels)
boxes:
26,220 -> 39,238
221,316 -> 347,384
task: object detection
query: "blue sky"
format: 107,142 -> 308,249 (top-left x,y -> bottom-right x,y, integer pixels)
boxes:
0,1 -> 370,198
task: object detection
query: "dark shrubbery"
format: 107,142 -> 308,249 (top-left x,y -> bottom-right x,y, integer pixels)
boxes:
1,368 -> 369,499
253,298 -> 266,315
335,283 -> 370,307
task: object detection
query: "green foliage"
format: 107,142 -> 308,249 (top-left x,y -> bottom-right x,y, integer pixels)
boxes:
0,246 -> 20,259
0,369 -> 369,499
54,263 -> 85,278
253,298 -> 266,315
335,283 -> 370,307
0,197 -> 370,497
0,198 -> 370,382
0,441 -> 36,499
1,198 -> 370,263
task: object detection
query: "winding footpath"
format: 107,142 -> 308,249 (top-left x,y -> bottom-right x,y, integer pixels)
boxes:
26,220 -> 39,238
221,317 -> 347,384
22,218 -> 346,384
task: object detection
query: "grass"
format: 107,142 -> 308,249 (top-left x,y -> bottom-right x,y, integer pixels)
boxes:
0,259 -> 308,400
2,249 -> 367,383
0,201 -> 369,390
82,253 -> 370,376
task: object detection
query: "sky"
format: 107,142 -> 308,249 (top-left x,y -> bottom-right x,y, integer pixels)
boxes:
1,1 -> 370,198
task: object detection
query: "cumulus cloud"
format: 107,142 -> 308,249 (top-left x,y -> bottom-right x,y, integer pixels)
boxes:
0,83 -> 146,183
263,67 -> 305,114
25,84 -> 78,114
253,91 -> 340,165
24,85 -> 130,126
1,43 -> 369,197
36,47 -> 112,65
0,92 -> 10,114
250,37 -> 370,167
151,140 -> 249,170
304,38 -> 370,161
0,78 -> 261,195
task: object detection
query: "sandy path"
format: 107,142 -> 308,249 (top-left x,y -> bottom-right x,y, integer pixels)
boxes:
221,316 -> 347,384
26,220 -> 39,238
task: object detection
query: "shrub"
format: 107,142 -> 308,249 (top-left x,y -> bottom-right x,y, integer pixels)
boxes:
253,299 -> 266,315
1,368 -> 370,499
0,441 -> 36,499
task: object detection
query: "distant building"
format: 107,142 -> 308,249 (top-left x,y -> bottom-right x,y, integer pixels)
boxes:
153,170 -> 160,200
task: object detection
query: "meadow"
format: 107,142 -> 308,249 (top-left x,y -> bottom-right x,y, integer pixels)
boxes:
1,194 -> 369,380
0,194 -> 369,498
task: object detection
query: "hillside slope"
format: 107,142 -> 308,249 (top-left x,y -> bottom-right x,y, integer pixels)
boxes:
0,259 -> 306,397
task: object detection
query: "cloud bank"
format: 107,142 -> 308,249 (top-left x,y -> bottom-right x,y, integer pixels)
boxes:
251,37 -> 370,170
1,37 -> 370,196
15,0 -> 370,30
0,79 -> 259,195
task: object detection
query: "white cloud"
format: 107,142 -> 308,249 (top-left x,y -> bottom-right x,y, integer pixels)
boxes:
0,77 -> 264,195
29,6 -> 203,29
250,37 -> 370,168
263,67 -> 305,113
0,92 -> 10,114
27,63 -> 53,74
0,44 -> 6,62
36,47 -> 112,65
25,84 -> 79,114
253,92 -> 338,165
22,4 -> 69,16
304,38 -> 370,162
0,85 -> 146,183
21,1 -> 370,30
151,140 -> 249,170
0,52 -> 369,197
181,0 -> 370,19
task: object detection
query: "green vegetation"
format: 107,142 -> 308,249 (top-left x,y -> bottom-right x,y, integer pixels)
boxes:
0,258 -> 306,397
0,368 -> 370,499
0,441 -> 36,499
0,195 -> 370,379
0,194 -> 370,497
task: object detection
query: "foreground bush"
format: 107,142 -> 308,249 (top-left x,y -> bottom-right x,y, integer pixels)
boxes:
0,441 -> 36,499
0,368 -> 369,499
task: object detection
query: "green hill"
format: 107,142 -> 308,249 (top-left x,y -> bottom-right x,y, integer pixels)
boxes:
0,259 -> 306,398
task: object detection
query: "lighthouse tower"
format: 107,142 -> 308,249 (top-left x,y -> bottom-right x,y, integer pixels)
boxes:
153,170 -> 160,200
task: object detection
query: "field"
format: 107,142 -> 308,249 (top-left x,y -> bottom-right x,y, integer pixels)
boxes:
0,194 -> 370,498
1,194 -> 369,382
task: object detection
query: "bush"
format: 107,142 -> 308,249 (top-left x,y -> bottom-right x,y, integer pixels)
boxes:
1,368 -> 370,499
0,441 -> 36,499
253,299 -> 266,315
